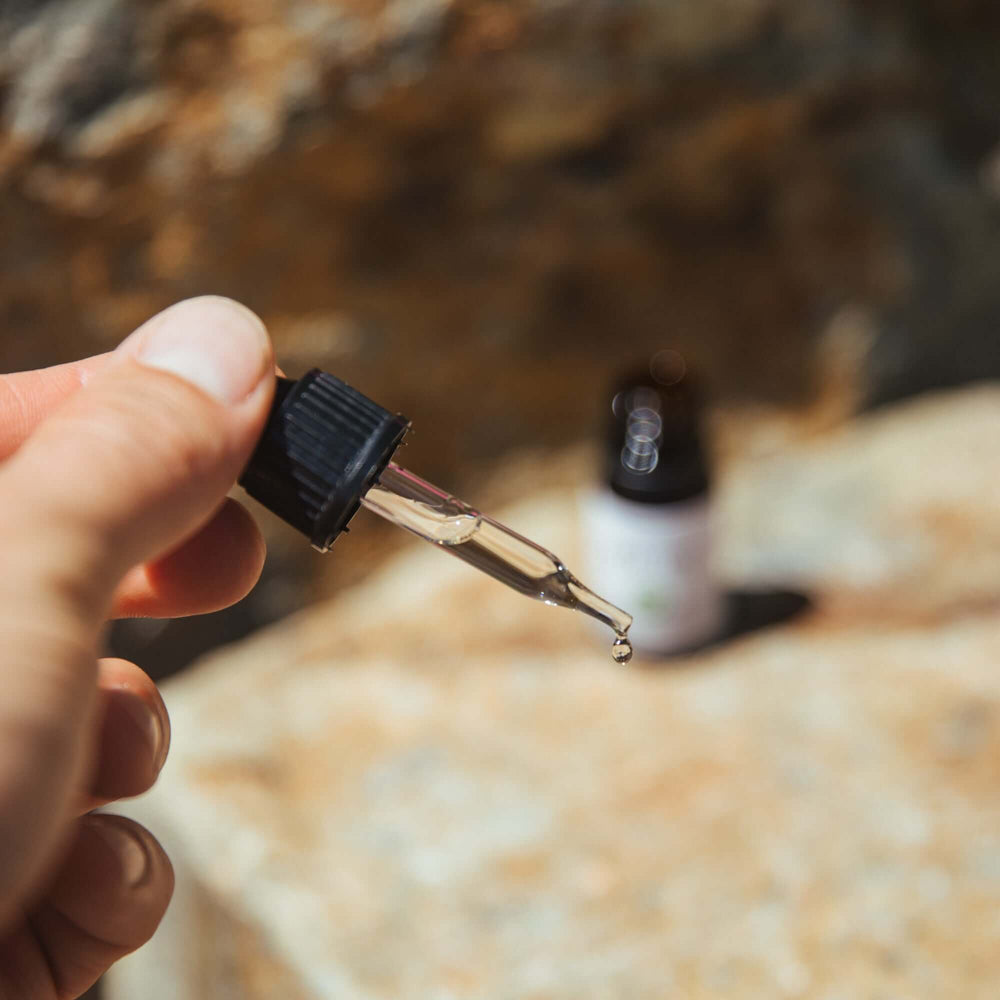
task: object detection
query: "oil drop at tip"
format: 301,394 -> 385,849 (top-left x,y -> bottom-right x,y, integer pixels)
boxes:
611,634 -> 633,664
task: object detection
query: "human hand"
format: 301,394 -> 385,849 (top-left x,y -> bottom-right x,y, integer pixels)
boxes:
0,297 -> 275,997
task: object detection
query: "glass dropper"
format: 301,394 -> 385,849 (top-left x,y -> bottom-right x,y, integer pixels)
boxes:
240,370 -> 634,663
362,463 -> 633,659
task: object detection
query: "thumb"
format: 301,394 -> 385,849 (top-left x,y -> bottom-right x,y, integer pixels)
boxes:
2,295 -> 275,618
0,296 -> 274,915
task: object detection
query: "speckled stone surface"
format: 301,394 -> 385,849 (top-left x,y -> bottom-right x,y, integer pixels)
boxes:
108,387 -> 1000,999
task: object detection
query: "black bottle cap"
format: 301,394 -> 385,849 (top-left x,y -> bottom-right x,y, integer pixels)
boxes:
239,369 -> 409,551
603,350 -> 710,504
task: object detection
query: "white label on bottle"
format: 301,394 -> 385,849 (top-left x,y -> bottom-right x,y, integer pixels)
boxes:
580,489 -> 723,655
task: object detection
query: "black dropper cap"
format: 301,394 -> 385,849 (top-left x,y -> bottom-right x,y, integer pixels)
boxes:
603,350 -> 710,504
239,369 -> 409,551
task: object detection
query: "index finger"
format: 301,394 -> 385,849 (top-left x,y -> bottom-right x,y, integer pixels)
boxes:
0,353 -> 113,461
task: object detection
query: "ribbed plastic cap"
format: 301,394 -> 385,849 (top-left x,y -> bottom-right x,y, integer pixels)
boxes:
604,351 -> 710,504
239,370 -> 409,551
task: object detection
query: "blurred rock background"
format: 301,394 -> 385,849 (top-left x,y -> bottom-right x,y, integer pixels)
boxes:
2,0 -> 1000,661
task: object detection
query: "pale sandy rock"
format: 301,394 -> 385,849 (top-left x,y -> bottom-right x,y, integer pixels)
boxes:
108,385 -> 1000,998
718,385 -> 1000,615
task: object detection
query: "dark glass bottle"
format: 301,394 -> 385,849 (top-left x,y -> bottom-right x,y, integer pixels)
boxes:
581,351 -> 722,655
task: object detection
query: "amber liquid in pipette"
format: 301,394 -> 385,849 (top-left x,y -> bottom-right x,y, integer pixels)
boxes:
362,463 -> 633,663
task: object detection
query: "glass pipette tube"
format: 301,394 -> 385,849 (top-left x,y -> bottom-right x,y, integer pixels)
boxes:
361,462 -> 633,660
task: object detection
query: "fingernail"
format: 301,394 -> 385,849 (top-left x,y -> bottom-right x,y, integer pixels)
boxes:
129,296 -> 270,404
116,690 -> 169,776
87,817 -> 151,888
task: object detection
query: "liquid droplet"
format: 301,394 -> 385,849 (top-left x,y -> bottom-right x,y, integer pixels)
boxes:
612,634 -> 633,664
